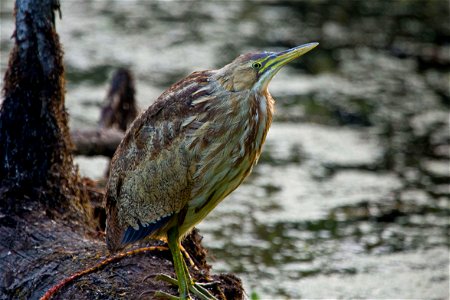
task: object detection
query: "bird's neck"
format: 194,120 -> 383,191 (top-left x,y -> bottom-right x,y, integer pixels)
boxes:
206,72 -> 274,157
251,89 -> 274,154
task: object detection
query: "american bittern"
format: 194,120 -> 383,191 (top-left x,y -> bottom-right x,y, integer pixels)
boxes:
105,42 -> 318,299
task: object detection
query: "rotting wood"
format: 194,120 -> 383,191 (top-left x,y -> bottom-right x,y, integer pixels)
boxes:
99,68 -> 138,132
71,67 -> 138,158
0,0 -> 88,215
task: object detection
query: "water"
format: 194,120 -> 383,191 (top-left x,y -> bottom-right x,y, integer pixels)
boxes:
1,1 -> 448,299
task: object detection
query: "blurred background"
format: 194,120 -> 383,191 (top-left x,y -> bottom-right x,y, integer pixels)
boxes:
1,0 -> 449,299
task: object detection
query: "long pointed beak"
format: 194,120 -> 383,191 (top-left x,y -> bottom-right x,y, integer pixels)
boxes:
261,42 -> 319,73
275,42 -> 319,65
255,42 -> 318,91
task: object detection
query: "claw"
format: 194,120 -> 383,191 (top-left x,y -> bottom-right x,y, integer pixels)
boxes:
142,273 -> 162,283
154,290 -> 187,300
196,281 -> 221,288
155,273 -> 179,286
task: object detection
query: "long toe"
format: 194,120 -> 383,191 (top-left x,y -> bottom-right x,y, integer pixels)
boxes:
190,283 -> 218,300
153,290 -> 184,300
155,274 -> 218,300
155,274 -> 191,300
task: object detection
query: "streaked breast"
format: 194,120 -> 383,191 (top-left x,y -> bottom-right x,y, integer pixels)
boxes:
179,89 -> 274,235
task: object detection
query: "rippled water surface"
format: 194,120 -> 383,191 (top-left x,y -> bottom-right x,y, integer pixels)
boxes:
1,1 -> 449,299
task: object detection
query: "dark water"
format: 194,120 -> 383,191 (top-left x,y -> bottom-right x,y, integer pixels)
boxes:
1,1 -> 448,299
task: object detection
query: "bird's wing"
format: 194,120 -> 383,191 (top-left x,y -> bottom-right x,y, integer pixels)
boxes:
105,71 -> 213,249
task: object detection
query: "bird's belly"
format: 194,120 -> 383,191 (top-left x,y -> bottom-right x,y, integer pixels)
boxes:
178,93 -> 271,236
179,146 -> 259,236
180,129 -> 261,237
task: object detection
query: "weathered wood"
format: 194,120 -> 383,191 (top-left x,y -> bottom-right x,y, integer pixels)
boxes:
0,213 -> 243,300
99,68 -> 138,132
70,68 -> 137,158
71,128 -> 124,157
0,0 -> 85,212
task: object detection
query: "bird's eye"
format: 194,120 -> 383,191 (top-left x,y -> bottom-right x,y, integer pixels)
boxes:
252,62 -> 262,70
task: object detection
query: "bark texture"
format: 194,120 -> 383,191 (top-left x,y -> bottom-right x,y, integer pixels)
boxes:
0,0 -> 86,215
99,68 -> 138,132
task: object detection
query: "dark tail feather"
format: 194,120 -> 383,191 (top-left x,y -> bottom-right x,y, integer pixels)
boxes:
121,215 -> 172,246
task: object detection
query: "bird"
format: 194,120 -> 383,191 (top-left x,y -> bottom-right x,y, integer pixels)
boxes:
104,42 -> 318,299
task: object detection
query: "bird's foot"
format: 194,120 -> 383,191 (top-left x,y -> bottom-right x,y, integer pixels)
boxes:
154,274 -> 218,300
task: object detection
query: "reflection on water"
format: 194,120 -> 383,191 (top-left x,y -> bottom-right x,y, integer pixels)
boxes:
198,124 -> 448,298
1,0 -> 448,299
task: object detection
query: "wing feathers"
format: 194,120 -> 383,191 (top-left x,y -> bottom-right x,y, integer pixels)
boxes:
121,215 -> 172,245
106,71 -> 214,241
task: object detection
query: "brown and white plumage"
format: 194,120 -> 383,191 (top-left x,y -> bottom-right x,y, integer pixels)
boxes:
104,43 -> 318,299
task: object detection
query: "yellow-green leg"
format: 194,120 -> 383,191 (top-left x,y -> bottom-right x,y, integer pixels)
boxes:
154,226 -> 218,300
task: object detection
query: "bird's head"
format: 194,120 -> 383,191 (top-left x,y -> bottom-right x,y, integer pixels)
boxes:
215,42 -> 318,92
